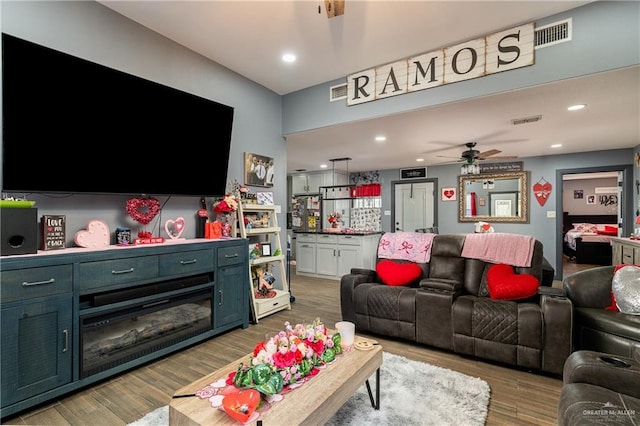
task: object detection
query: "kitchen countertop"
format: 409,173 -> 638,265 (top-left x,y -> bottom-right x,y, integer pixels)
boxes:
292,229 -> 383,236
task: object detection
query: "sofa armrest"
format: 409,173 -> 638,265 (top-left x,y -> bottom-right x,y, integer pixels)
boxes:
348,267 -> 377,280
563,266 -> 615,309
340,269 -> 379,323
563,350 -> 640,400
538,286 -> 565,297
419,277 -> 462,293
541,293 -> 574,375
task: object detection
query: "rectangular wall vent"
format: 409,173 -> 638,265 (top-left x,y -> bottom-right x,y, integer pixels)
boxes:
330,83 -> 348,102
535,18 -> 572,49
512,115 -> 542,125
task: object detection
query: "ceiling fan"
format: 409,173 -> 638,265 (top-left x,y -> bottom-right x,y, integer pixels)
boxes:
438,142 -> 518,164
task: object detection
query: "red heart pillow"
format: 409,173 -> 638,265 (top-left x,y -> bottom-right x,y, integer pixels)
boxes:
486,263 -> 540,300
376,260 -> 423,286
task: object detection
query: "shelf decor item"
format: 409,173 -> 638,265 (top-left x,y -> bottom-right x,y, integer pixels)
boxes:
164,217 -> 185,240
41,215 -> 66,251
74,219 -> 110,248
213,193 -> 239,237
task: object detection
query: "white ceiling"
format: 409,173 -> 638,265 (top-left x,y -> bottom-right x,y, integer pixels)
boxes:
99,1 -> 639,174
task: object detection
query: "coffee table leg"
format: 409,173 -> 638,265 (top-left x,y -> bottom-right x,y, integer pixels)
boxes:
365,367 -> 380,410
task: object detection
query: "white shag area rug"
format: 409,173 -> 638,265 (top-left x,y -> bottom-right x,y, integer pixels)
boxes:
129,351 -> 491,426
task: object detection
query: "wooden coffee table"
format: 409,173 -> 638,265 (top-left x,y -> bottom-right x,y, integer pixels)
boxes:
169,335 -> 382,425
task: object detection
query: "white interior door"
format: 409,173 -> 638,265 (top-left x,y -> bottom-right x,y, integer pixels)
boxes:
394,181 -> 435,231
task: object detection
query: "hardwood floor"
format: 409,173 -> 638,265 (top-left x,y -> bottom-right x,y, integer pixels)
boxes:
3,269 -> 564,426
562,255 -> 603,277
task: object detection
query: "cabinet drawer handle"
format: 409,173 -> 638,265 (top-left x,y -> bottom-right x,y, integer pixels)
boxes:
224,253 -> 239,258
112,268 -> 134,275
21,278 -> 55,287
219,289 -> 223,306
62,329 -> 68,353
180,259 -> 197,265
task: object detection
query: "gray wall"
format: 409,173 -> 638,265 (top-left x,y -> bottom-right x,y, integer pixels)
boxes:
1,1 -> 286,243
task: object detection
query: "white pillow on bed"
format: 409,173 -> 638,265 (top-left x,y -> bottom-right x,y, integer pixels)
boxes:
572,223 -> 598,233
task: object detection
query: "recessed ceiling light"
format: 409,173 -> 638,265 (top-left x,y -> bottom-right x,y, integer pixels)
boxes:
551,143 -> 563,148
567,104 -> 586,111
375,135 -> 386,142
320,164 -> 328,168
416,158 -> 424,162
282,53 -> 296,63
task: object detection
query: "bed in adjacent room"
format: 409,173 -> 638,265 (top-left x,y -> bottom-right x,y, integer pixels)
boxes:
562,213 -> 617,265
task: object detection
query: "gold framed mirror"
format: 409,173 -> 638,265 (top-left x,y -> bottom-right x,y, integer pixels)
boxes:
458,171 -> 530,223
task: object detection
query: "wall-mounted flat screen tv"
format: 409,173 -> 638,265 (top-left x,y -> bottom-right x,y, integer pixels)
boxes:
2,33 -> 234,197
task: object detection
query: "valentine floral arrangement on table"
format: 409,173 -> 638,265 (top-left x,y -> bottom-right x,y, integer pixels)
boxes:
194,319 -> 343,423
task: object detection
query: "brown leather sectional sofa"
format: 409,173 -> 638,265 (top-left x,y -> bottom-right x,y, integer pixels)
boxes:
340,233 -> 573,376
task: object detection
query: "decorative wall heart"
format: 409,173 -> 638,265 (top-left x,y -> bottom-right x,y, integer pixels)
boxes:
533,181 -> 552,206
164,217 -> 185,240
126,197 -> 161,225
74,219 -> 110,248
444,189 -> 454,198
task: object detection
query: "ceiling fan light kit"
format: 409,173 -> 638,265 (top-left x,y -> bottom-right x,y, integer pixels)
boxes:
461,162 -> 480,175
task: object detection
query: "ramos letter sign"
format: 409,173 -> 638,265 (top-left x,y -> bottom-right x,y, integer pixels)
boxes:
347,23 -> 534,106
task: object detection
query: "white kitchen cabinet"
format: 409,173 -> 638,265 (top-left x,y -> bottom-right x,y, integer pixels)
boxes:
316,234 -> 339,276
290,171 -> 346,195
295,233 -> 317,274
295,232 -> 380,280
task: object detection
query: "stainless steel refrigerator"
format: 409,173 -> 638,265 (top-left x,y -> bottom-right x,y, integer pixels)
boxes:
291,194 -> 322,231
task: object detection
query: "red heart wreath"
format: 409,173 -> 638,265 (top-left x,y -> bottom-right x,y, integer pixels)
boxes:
126,197 -> 161,225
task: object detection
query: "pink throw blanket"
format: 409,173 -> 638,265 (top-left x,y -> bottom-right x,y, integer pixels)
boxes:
461,233 -> 535,267
377,232 -> 436,263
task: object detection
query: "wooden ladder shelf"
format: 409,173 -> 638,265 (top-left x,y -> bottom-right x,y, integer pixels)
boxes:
236,203 -> 291,322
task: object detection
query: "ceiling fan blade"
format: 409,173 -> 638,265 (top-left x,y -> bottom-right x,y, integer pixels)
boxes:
486,155 -> 519,160
477,149 -> 502,159
432,159 -> 463,165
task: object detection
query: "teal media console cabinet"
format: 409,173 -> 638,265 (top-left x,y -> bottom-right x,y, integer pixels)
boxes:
0,238 -> 249,419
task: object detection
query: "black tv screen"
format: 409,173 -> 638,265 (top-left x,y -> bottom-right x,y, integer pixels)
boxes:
2,33 -> 234,197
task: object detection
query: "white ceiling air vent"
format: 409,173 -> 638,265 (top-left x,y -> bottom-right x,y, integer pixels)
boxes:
535,18 -> 572,49
329,83 -> 348,102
